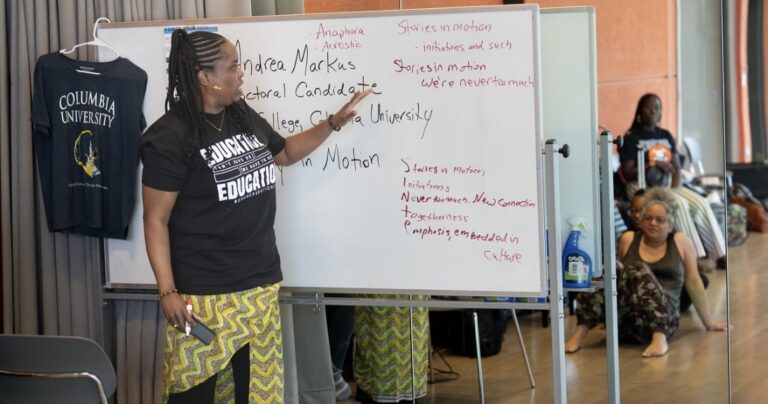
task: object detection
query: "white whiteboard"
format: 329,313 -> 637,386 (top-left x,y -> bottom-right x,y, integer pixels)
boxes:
101,6 -> 548,296
541,8 -> 602,277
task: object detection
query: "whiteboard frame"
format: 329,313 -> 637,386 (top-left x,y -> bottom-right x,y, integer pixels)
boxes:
101,5 -> 548,297
540,6 -> 602,279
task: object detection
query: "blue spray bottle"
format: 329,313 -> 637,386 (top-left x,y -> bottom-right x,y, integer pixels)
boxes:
562,216 -> 592,288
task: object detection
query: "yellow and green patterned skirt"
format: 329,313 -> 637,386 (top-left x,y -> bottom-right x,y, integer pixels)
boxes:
354,295 -> 430,402
162,283 -> 283,403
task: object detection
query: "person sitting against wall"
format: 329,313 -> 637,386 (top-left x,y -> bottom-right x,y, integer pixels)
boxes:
566,187 -> 728,357
619,92 -> 727,264
627,188 -> 710,312
619,93 -> 680,197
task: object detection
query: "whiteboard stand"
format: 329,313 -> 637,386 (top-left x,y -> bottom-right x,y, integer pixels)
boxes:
545,139 -> 568,404
408,296 -> 417,403
473,311 -> 486,404
600,132 -> 621,403
471,308 -> 536,401
512,309 -> 536,388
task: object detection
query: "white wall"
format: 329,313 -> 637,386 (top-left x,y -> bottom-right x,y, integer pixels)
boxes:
679,0 -> 726,174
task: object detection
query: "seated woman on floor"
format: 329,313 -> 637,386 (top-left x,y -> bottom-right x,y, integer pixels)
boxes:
565,187 -> 728,357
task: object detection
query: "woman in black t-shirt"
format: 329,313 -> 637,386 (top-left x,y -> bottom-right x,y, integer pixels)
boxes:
140,29 -> 370,403
619,93 -> 681,197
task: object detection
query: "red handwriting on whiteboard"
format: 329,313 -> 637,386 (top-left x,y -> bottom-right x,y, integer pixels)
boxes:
421,75 -> 534,89
400,204 -> 469,223
438,20 -> 493,33
402,221 -> 520,245
400,159 -> 444,174
453,165 -> 485,176
472,192 -> 536,208
402,177 -> 450,193
422,40 -> 466,53
397,19 -> 438,34
314,23 -> 366,41
483,248 -> 523,264
393,59 -> 487,75
420,39 -> 513,53
401,191 -> 469,204
451,228 -> 519,244
314,23 -> 366,51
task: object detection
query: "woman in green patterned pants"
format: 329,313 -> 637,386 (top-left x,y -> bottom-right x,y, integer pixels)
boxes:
354,295 -> 430,403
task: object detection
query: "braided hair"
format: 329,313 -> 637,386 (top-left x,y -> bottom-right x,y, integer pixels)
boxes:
166,29 -> 258,166
629,93 -> 660,131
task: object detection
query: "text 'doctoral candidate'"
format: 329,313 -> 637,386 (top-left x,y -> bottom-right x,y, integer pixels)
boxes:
294,76 -> 381,98
245,77 -> 380,102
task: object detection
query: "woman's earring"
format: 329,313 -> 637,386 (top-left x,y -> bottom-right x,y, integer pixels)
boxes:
212,85 -> 222,91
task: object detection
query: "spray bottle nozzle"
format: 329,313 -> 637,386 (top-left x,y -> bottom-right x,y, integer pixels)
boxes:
568,216 -> 589,233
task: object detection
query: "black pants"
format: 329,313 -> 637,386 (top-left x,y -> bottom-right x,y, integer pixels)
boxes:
168,344 -> 250,404
326,304 -> 355,370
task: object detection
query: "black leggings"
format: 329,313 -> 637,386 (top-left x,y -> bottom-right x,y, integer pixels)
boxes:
168,344 -> 250,404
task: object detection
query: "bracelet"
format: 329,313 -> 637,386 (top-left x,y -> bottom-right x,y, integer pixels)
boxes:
327,114 -> 342,131
158,288 -> 178,299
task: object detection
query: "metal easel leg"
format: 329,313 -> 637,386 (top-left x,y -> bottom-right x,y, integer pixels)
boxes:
473,310 -> 486,404
409,296 -> 417,402
511,310 -> 536,388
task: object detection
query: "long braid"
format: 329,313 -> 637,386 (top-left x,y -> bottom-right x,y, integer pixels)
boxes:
166,29 -> 262,166
229,101 -> 259,144
629,93 -> 659,132
166,29 -> 227,165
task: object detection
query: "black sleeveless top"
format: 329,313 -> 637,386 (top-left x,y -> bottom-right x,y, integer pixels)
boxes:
622,231 -> 684,310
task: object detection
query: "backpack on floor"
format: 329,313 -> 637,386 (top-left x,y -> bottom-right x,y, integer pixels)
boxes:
727,203 -> 748,245
429,309 -> 507,357
731,183 -> 768,233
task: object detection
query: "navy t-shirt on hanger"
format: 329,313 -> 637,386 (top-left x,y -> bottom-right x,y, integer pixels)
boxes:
32,52 -> 147,238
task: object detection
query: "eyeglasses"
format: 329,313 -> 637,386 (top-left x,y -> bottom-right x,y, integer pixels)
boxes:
642,215 -> 669,224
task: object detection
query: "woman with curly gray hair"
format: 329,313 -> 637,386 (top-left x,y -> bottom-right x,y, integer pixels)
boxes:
566,187 -> 727,357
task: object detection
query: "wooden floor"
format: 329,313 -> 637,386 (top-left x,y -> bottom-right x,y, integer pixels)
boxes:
340,232 -> 768,403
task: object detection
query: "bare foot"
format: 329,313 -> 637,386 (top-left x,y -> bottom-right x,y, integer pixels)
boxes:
565,325 -> 589,353
642,332 -> 669,357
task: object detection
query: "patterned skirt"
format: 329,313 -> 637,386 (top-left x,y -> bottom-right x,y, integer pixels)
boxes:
354,295 -> 430,402
162,284 -> 283,403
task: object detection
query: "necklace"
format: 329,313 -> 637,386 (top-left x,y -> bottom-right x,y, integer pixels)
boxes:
205,109 -> 226,132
